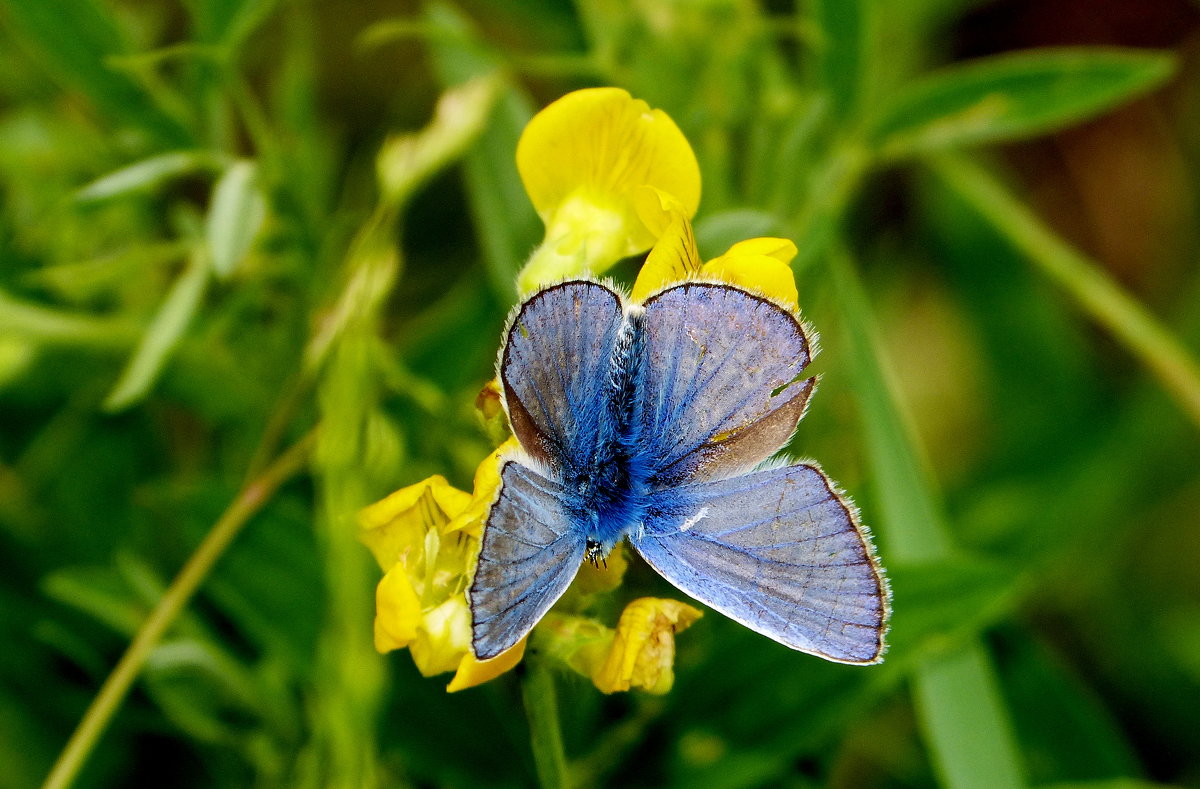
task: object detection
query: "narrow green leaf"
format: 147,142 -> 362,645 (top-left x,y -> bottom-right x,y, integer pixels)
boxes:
41,567 -> 145,637
0,290 -> 137,349
826,246 -> 949,562
184,0 -> 280,51
999,633 -> 1141,781
103,251 -> 210,411
809,0 -> 868,120
930,153 -> 1200,431
827,247 -> 1027,789
867,47 -> 1175,158
206,160 -> 267,279
75,150 -> 228,203
914,645 -> 1027,789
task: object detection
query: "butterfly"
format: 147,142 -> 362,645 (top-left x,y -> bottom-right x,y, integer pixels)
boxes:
468,279 -> 890,664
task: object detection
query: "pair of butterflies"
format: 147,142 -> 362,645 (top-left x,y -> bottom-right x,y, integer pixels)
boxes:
468,279 -> 890,664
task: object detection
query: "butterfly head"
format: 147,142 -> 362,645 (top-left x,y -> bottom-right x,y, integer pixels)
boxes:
585,538 -> 607,569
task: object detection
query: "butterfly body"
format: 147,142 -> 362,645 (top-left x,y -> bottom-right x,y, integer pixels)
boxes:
471,280 -> 890,664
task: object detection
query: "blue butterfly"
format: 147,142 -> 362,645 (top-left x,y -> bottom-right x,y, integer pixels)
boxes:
468,280 -> 890,664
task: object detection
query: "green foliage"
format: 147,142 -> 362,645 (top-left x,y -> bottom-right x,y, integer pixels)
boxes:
867,48 -> 1175,158
2,1 -> 1199,788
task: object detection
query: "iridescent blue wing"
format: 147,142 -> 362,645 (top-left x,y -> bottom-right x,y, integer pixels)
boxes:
632,464 -> 889,663
469,456 -> 586,659
638,283 -> 816,485
500,280 -> 624,470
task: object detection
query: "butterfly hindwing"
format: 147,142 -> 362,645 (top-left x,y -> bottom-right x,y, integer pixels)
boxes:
469,457 -> 587,659
639,283 -> 816,485
500,280 -> 624,470
632,463 -> 889,664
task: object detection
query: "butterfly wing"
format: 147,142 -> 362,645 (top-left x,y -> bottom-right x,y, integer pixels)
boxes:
632,464 -> 889,663
638,283 -> 816,485
473,280 -> 625,657
500,280 -> 625,470
469,456 -> 586,659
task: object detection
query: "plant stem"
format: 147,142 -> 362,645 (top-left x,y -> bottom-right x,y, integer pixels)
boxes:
41,430 -> 316,789
930,152 -> 1200,432
522,662 -> 571,789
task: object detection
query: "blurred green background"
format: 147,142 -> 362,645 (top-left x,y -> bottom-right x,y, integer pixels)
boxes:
2,1 -> 1200,787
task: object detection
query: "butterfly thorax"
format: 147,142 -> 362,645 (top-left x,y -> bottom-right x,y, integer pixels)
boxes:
563,310 -> 650,556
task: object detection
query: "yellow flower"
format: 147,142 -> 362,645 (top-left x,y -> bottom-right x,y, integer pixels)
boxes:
359,440 -> 525,691
516,88 -> 701,294
592,598 -> 703,694
536,598 -> 703,695
630,187 -> 799,309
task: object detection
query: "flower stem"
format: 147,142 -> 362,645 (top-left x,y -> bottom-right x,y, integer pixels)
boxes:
41,430 -> 316,789
930,152 -> 1200,432
521,661 -> 571,789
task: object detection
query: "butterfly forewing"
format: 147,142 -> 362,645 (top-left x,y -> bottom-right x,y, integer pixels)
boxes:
500,281 -> 624,470
469,458 -> 586,659
638,283 -> 815,485
632,464 -> 889,663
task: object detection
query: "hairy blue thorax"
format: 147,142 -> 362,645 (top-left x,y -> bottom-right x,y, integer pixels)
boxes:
562,309 -> 650,554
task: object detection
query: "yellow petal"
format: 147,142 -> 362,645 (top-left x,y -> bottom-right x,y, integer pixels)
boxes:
630,187 -> 702,303
445,437 -> 521,538
374,566 -> 422,653
517,88 -> 700,258
701,253 -> 799,310
409,596 -> 472,677
717,237 -> 798,265
592,598 -> 703,694
446,636 -> 528,692
359,475 -> 472,570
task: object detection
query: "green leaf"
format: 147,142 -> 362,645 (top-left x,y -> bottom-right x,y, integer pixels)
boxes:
885,560 -> 1022,662
809,0 -> 868,120
0,0 -> 192,144
826,247 -> 1027,789
867,48 -> 1175,158
913,645 -> 1027,789
0,289 -> 137,349
184,0 -> 280,51
103,251 -> 210,411
930,152 -> 1200,430
75,150 -> 228,203
206,160 -> 267,279
424,1 -> 541,300
41,566 -> 145,637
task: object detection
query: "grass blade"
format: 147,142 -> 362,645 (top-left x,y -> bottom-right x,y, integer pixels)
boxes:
103,250 -> 210,412
827,246 -> 1026,789
930,152 -> 1200,431
1,0 -> 192,144
809,0 -> 869,121
75,151 -> 228,204
206,160 -> 267,279
868,48 -> 1175,159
